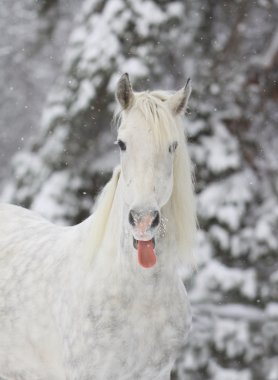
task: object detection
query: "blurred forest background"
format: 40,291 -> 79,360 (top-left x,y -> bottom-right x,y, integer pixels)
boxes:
0,0 -> 277,379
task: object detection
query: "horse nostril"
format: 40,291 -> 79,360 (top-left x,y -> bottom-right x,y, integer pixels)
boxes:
129,209 -> 160,229
151,211 -> 160,229
129,210 -> 136,226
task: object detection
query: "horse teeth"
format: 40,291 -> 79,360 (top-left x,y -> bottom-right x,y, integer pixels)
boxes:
132,238 -> 155,249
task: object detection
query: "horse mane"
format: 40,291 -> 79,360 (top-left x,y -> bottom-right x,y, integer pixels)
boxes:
88,90 -> 196,264
87,165 -> 121,261
168,115 -> 197,264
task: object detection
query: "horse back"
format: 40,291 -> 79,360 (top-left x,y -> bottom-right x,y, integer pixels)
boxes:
0,203 -> 64,261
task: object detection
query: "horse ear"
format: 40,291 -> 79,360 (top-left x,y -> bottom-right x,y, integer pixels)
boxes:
167,78 -> 192,115
116,73 -> 135,110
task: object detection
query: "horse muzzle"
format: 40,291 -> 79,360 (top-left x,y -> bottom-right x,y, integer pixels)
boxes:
128,208 -> 160,239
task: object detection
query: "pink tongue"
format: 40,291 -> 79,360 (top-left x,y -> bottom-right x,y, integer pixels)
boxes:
137,240 -> 157,268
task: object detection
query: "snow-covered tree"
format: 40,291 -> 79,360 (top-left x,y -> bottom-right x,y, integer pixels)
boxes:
1,0 -> 278,379
0,0 -> 77,181
173,2 -> 278,379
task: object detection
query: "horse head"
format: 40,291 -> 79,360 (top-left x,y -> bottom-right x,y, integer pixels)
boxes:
115,74 -> 192,268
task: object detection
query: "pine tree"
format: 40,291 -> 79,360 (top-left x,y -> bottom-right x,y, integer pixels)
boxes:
173,2 -> 278,379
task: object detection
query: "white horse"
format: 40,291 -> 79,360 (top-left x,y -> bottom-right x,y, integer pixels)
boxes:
0,74 -> 196,380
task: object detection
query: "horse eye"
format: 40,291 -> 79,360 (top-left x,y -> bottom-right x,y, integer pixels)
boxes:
169,141 -> 178,153
117,139 -> 127,151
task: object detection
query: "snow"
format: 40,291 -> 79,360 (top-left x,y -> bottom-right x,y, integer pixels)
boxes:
214,318 -> 249,358
133,1 -> 166,36
198,171 -> 254,234
217,205 -> 242,231
270,271 -> 278,283
166,2 -> 184,18
120,58 -> 148,78
200,121 -> 241,175
40,126 -> 69,164
191,260 -> 257,301
194,303 -> 264,322
268,359 -> 278,380
187,119 -> 209,139
210,225 -> 230,251
69,79 -> 95,115
266,303 -> 278,318
210,83 -> 221,95
210,361 -> 251,380
70,25 -> 87,46
255,220 -> 274,244
195,230 -> 213,266
41,104 -> 67,131
31,170 -> 72,224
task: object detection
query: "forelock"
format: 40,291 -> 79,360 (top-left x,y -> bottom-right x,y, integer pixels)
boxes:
117,91 -> 180,150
